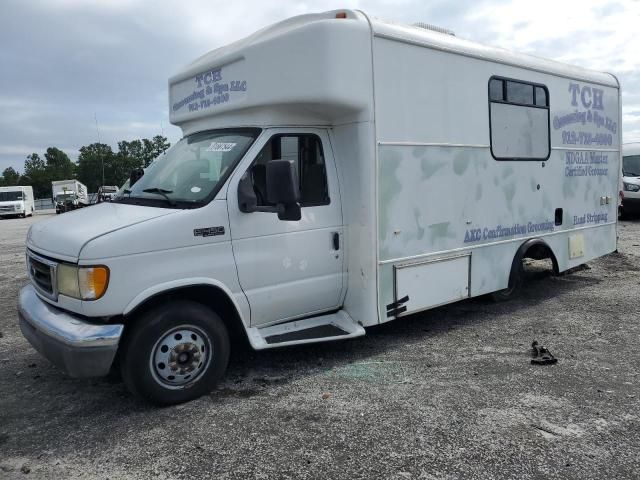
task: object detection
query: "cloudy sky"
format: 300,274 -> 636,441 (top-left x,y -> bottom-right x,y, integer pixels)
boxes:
1,0 -> 639,174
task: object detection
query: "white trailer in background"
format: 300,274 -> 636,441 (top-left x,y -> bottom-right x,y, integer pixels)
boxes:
19,10 -> 621,404
51,179 -> 89,214
0,186 -> 34,218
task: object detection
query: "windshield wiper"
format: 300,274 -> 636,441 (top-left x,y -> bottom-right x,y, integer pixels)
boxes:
142,187 -> 177,206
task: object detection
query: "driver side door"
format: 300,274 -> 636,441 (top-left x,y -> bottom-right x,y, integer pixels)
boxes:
227,128 -> 345,327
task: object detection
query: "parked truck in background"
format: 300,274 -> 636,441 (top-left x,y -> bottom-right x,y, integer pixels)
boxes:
19,10 -> 621,405
52,180 -> 89,214
97,185 -> 119,203
0,186 -> 34,218
621,143 -> 640,217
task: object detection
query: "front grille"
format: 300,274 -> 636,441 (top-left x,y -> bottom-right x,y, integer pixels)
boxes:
0,206 -> 14,212
27,252 -> 57,299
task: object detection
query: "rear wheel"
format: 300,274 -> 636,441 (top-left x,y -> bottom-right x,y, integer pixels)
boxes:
490,259 -> 523,302
120,300 -> 230,405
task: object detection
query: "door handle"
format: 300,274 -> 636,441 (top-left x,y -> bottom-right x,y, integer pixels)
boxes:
332,232 -> 340,250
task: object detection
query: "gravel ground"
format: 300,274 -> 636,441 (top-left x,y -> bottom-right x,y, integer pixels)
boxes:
0,213 -> 639,479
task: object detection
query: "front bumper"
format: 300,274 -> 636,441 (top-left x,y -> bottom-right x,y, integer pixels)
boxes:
18,284 -> 124,377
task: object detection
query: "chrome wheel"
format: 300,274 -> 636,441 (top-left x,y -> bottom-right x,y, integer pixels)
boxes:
150,325 -> 211,389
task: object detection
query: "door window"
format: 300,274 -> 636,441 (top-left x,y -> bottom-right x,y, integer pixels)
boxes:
249,134 -> 330,207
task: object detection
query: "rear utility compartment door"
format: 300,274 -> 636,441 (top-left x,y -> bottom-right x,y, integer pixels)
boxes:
393,254 -> 470,316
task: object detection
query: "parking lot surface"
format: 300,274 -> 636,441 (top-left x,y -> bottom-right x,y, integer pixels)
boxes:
1,213 -> 639,479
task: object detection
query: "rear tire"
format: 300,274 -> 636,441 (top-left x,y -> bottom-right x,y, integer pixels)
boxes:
490,260 -> 523,302
619,207 -> 628,220
120,300 -> 230,405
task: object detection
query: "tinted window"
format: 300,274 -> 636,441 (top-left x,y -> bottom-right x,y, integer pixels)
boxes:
507,81 -> 534,104
623,155 -> 640,176
489,78 -> 503,101
250,134 -> 330,207
535,86 -> 548,107
0,191 -> 23,201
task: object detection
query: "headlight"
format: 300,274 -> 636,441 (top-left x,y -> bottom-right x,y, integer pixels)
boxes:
57,264 -> 109,300
623,182 -> 640,192
14,205 -> 20,211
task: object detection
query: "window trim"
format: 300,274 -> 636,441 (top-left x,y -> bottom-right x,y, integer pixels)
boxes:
248,132 -> 331,208
488,75 -> 551,162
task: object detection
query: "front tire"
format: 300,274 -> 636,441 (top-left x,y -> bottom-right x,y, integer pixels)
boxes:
120,301 -> 230,405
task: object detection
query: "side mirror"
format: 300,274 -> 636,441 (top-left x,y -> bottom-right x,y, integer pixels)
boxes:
267,160 -> 301,221
129,168 -> 145,187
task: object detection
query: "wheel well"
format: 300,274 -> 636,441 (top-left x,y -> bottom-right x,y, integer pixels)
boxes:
514,239 -> 559,276
124,285 -> 249,347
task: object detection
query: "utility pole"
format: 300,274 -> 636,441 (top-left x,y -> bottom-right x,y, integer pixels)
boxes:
94,113 -> 104,188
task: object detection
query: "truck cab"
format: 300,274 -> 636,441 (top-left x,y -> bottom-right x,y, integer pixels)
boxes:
0,186 -> 34,218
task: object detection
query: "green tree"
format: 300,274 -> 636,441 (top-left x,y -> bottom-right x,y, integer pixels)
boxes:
142,135 -> 171,167
117,140 -> 144,169
0,167 -> 21,186
23,153 -> 49,197
44,147 -> 75,181
118,136 -> 171,169
77,143 -> 115,192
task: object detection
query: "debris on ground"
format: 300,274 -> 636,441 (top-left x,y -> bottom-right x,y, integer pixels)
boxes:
531,341 -> 558,365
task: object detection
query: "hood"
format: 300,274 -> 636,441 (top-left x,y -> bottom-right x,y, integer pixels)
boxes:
623,175 -> 640,184
27,203 -> 178,261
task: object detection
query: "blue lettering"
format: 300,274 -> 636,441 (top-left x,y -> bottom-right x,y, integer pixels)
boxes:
592,88 -> 604,110
580,86 -> 592,108
569,83 -> 580,106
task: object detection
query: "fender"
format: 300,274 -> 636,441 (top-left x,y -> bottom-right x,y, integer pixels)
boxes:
122,277 -> 247,324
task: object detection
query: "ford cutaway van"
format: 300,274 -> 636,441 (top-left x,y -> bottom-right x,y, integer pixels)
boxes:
18,10 -> 621,404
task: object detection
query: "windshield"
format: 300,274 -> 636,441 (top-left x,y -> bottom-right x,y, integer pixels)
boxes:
55,192 -> 75,201
119,128 -> 260,207
0,191 -> 23,202
623,155 -> 640,177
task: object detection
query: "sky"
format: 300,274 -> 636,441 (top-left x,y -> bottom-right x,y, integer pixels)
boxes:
1,0 -> 639,174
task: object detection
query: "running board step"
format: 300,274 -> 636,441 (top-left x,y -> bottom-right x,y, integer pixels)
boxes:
246,310 -> 365,350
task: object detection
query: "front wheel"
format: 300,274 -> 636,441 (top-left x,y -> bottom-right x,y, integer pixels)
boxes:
120,301 -> 230,405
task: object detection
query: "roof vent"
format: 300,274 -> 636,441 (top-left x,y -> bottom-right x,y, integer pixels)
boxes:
412,22 -> 455,36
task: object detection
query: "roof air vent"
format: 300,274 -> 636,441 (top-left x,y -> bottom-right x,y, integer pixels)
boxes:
412,22 -> 455,36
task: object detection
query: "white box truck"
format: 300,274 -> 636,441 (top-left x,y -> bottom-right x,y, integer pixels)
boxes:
0,186 -> 34,218
18,10 -> 621,404
621,143 -> 640,217
52,179 -> 89,214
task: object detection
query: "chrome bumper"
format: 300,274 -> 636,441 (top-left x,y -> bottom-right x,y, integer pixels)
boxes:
18,284 -> 124,377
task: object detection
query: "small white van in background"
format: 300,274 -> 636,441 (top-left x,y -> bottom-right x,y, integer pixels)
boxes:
0,186 -> 34,218
18,10 -> 621,404
621,143 -> 640,217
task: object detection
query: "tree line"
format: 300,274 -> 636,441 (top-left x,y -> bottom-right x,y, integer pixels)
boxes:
0,136 -> 171,198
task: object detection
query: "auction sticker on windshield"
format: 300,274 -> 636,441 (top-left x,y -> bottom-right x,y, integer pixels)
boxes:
206,142 -> 237,152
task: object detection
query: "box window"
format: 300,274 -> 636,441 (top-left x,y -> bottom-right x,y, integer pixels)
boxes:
489,76 -> 550,161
